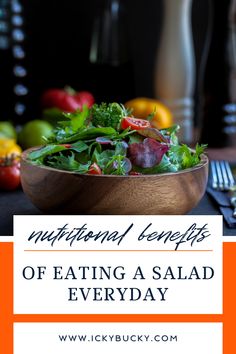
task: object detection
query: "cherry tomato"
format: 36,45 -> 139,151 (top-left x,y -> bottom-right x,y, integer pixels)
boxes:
87,162 -> 102,175
0,160 -> 21,190
121,117 -> 151,130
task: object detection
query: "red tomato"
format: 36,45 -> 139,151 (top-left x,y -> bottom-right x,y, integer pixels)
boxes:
41,89 -> 82,113
75,91 -> 95,108
121,117 -> 151,130
41,89 -> 95,112
0,161 -> 21,190
87,163 -> 102,175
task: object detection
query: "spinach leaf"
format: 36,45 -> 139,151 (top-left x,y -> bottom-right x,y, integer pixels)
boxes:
28,141 -> 88,161
28,145 -> 68,161
70,141 -> 89,153
56,127 -> 117,143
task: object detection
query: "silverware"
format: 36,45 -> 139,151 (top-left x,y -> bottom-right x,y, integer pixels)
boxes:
210,160 -> 236,217
230,189 -> 236,217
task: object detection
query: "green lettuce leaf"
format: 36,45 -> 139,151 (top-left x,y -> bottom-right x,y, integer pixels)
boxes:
56,127 -> 117,143
47,152 -> 91,173
28,141 -> 88,161
168,143 -> 207,169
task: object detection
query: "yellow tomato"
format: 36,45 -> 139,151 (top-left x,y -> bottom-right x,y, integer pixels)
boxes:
0,138 -> 22,158
125,97 -> 173,129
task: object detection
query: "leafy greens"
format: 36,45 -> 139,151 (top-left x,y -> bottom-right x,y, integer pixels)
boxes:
28,103 -> 206,175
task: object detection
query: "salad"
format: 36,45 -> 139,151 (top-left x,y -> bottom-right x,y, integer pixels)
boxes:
28,103 -> 206,175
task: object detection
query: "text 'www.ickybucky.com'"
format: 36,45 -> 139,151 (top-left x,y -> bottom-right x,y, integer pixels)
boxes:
58,333 -> 178,343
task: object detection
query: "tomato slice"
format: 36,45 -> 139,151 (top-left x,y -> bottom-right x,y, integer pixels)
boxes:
87,162 -> 102,175
121,117 -> 151,130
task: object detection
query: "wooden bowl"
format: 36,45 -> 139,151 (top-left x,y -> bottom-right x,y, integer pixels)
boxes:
20,149 -> 208,215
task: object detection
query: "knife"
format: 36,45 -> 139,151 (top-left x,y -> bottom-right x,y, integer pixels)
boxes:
229,187 -> 236,218
207,187 -> 236,228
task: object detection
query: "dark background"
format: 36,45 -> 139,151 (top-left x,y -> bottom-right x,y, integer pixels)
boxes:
0,0 -> 210,124
2,0 -> 210,123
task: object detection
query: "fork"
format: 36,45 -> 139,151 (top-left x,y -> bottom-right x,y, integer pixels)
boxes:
210,160 -> 236,217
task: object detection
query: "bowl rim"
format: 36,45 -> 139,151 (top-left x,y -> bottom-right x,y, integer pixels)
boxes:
21,147 -> 209,178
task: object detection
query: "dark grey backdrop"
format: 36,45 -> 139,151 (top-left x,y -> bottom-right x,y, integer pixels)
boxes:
22,0 -> 209,108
